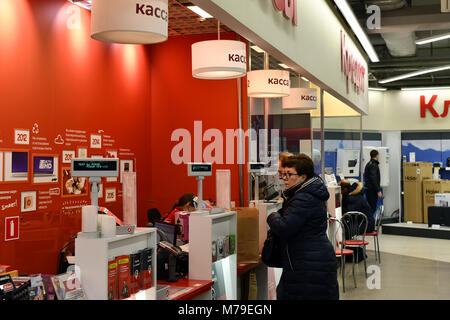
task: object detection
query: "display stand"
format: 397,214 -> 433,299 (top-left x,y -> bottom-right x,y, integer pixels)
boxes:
75,228 -> 157,300
189,211 -> 237,300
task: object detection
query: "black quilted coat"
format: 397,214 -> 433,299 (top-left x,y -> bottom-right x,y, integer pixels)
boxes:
267,176 -> 339,300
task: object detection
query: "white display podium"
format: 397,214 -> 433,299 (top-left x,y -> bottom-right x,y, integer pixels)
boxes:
75,227 -> 157,300
189,210 -> 237,300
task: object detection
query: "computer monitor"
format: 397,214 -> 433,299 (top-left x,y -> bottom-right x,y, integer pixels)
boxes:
154,221 -> 178,246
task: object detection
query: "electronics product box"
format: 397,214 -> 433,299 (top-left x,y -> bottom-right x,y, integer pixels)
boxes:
435,193 -> 450,207
217,237 -> 225,260
129,252 -> 142,295
141,248 -> 153,290
422,180 -> 450,224
107,260 -> 118,300
117,255 -> 131,300
403,162 -> 433,223
212,241 -> 217,262
229,235 -> 236,254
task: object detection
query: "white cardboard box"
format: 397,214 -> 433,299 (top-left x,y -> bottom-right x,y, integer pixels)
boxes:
435,193 -> 450,207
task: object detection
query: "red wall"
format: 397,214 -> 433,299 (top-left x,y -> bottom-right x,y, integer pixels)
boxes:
0,0 -> 153,274
0,0 -> 248,274
149,34 -> 249,216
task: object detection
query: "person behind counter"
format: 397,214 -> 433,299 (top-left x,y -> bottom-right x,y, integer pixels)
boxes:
163,193 -> 198,224
267,154 -> 339,300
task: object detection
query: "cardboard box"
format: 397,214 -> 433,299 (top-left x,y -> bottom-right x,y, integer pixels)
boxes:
423,180 -> 450,224
435,193 -> 450,207
403,162 -> 432,223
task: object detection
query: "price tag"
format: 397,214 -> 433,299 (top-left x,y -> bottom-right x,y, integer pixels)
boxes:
105,188 -> 116,202
62,150 -> 76,164
14,129 -> 30,145
90,134 -> 102,149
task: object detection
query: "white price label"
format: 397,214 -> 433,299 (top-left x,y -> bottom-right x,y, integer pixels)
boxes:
14,129 -> 30,145
62,151 -> 76,164
90,135 -> 102,149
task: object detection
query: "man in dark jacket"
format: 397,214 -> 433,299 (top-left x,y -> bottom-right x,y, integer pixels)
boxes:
363,149 -> 382,213
267,154 -> 339,300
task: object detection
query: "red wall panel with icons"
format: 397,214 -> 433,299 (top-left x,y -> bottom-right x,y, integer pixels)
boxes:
0,0 -> 152,274
0,0 -> 249,274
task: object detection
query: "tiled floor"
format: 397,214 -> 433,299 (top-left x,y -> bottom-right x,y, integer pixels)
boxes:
339,232 -> 450,300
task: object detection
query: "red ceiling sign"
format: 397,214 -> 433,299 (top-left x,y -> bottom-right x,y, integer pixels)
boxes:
420,95 -> 450,118
273,0 -> 298,26
341,31 -> 366,95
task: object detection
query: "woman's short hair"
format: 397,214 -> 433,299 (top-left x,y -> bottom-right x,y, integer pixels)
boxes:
281,154 -> 315,179
279,152 -> 293,162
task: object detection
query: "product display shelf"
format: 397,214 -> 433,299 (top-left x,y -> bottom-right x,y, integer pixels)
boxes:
75,227 -> 157,300
244,200 -> 283,300
189,210 -> 237,300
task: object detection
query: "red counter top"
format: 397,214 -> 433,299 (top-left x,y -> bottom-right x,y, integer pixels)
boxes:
157,278 -> 214,300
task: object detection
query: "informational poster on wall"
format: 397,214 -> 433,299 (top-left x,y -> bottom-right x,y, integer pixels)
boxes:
0,124 -> 137,244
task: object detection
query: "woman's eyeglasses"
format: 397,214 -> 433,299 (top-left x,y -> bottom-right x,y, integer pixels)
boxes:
280,172 -> 299,179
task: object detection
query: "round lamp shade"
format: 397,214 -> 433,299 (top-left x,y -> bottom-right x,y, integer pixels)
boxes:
247,70 -> 290,98
282,88 -> 318,110
91,0 -> 168,44
192,40 -> 247,79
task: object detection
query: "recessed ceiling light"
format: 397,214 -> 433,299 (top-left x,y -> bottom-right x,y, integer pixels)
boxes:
250,45 -> 265,53
187,6 -> 213,19
369,87 -> 387,91
333,0 -> 379,63
278,63 -> 290,69
301,77 -> 309,82
401,86 -> 450,91
379,64 -> 450,84
416,32 -> 450,45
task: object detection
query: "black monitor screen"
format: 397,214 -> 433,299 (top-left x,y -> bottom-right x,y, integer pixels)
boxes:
154,221 -> 177,246
73,160 -> 117,171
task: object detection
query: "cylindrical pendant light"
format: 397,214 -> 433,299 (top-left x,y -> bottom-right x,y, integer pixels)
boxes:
247,70 -> 290,98
282,88 -> 318,110
192,40 -> 247,79
91,0 -> 168,44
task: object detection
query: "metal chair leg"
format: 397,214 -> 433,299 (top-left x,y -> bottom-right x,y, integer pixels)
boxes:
376,235 -> 381,263
352,253 -> 356,288
342,256 -> 345,293
373,236 -> 378,262
363,245 -> 367,278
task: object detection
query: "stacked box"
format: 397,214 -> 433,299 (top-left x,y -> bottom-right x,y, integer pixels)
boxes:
117,255 -> 131,300
422,179 -> 450,224
403,162 -> 432,223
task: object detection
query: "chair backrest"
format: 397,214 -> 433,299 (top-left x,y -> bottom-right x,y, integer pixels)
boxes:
341,211 -> 368,240
374,205 -> 384,232
328,217 -> 345,251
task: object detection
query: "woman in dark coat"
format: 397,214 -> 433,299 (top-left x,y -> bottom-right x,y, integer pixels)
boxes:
267,154 -> 339,300
340,180 -> 375,234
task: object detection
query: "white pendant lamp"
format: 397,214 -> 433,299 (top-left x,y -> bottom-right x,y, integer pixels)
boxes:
247,70 -> 290,98
282,88 -> 318,110
91,0 -> 168,44
191,21 -> 247,80
192,40 -> 247,79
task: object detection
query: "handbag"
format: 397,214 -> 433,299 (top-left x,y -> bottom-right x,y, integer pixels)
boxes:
261,230 -> 282,268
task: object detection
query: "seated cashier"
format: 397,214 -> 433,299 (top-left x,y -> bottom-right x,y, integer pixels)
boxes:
163,193 -> 198,224
339,180 -> 375,235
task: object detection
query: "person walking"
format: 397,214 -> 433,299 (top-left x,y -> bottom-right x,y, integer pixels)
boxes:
363,149 -> 382,213
267,154 -> 339,300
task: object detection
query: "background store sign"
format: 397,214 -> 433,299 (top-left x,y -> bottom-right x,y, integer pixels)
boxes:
282,88 -> 318,110
420,95 -> 450,118
91,0 -> 168,44
341,31 -> 366,95
273,0 -> 298,26
5,216 -> 19,241
247,70 -> 290,98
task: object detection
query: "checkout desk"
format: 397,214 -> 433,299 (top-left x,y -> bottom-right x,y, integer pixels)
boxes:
157,278 -> 214,300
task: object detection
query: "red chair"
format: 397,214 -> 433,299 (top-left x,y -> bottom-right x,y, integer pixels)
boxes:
341,212 -> 369,278
362,205 -> 384,263
329,217 -> 356,292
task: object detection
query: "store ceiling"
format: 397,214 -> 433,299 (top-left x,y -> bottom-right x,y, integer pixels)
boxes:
168,0 -> 232,36
346,0 -> 450,89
